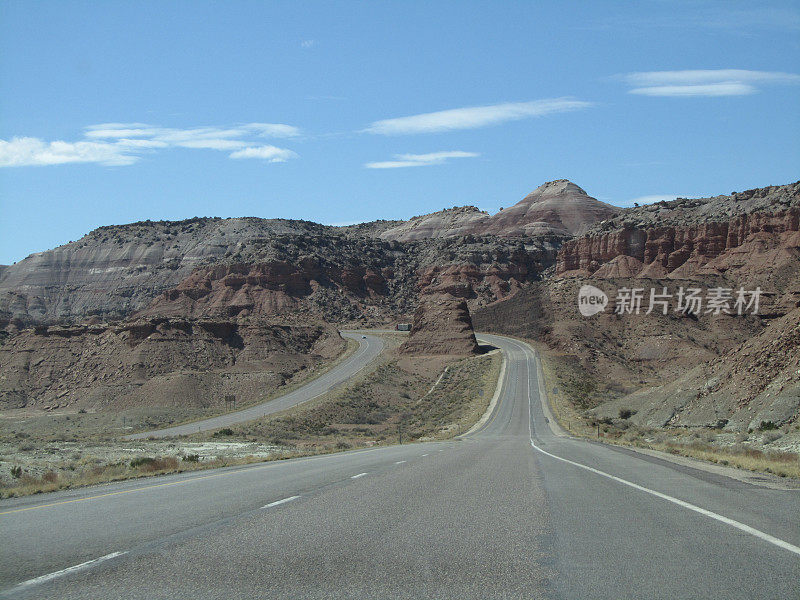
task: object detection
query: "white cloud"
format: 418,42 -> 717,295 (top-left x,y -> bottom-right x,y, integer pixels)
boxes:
229,145 -> 298,162
365,150 -> 479,169
301,40 -> 317,48
85,122 -> 300,142
621,69 -> 800,97
364,99 -> 592,135
0,137 -> 138,167
1,122 -> 300,167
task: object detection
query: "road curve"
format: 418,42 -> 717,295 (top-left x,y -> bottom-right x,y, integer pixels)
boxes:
2,333 -> 798,598
124,331 -> 384,439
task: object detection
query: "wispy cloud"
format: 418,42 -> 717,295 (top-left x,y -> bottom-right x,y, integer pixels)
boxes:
0,123 -> 300,167
620,69 -> 800,97
364,98 -> 592,135
229,145 -> 298,162
365,150 -> 479,169
301,39 -> 317,48
0,137 -> 138,167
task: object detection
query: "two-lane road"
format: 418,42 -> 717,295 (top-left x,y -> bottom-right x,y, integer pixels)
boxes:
125,331 -> 384,439
2,333 -> 798,598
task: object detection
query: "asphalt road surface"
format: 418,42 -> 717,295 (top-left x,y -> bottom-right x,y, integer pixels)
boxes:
2,333 -> 798,598
125,331 -> 384,439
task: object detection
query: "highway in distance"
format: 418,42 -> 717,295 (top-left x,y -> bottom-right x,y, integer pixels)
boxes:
1,333 -> 798,598
125,331 -> 383,439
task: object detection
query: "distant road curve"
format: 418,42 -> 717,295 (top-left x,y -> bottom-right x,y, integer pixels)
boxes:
124,331 -> 384,440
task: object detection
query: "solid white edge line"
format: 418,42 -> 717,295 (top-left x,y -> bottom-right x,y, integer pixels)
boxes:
11,551 -> 127,591
351,472 -> 368,479
517,339 -> 800,558
395,461 -> 406,464
529,439 -> 800,557
261,495 -> 300,509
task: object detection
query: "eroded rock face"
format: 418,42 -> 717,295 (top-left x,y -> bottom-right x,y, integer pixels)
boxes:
482,180 -> 618,237
559,210 -> 799,272
0,218 -> 561,327
0,318 -> 342,411
593,308 -> 800,431
399,295 -> 479,356
379,179 -> 618,241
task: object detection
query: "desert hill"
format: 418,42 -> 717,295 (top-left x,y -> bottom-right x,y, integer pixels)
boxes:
378,179 -> 617,242
1,179 -> 798,432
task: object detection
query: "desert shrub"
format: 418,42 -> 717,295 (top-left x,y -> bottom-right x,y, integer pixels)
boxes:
130,456 -> 156,469
130,456 -> 178,472
759,421 -> 779,431
183,454 -> 200,462
42,471 -> 58,484
10,466 -> 22,478
619,408 -> 636,419
213,428 -> 234,437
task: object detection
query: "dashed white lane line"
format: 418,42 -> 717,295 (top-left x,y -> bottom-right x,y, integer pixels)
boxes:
515,339 -> 800,558
421,453 -> 429,457
351,472 -> 368,479
261,495 -> 300,509
395,461 -> 406,464
8,551 -> 127,593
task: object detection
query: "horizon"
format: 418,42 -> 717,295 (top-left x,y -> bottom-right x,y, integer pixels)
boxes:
2,1 -> 799,264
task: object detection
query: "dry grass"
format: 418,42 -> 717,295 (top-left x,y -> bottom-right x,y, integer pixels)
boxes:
633,440 -> 800,479
535,344 -> 800,480
209,348 -> 501,448
0,447 -> 341,499
0,340 -> 505,498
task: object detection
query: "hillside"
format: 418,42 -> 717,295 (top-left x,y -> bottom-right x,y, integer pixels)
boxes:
1,179 -> 798,432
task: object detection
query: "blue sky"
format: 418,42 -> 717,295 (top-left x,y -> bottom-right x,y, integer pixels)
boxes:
1,0 -> 799,264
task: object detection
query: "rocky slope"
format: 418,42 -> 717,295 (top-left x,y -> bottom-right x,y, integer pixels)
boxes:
557,183 -> 800,316
593,307 -> 800,431
379,179 -> 617,241
0,317 -> 342,412
0,220 -> 563,328
399,295 -> 479,356
2,179 -> 797,432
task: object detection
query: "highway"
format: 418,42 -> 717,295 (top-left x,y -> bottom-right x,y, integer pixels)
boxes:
125,331 -> 384,439
1,333 -> 798,598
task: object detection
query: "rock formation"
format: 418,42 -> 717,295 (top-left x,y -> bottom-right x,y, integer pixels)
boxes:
0,317 -> 343,411
399,295 -> 479,355
379,179 -> 618,241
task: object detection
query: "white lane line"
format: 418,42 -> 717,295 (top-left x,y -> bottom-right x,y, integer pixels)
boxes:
530,439 -> 800,556
519,342 -> 800,558
10,551 -> 127,592
351,472 -> 368,479
261,495 -> 300,509
421,453 -> 429,457
395,461 -> 406,464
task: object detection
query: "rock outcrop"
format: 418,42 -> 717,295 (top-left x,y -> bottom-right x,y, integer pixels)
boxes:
0,317 -> 343,411
593,308 -> 800,431
0,216 -> 562,327
379,179 -> 617,241
481,180 -> 618,237
558,208 -> 799,275
399,295 -> 479,355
